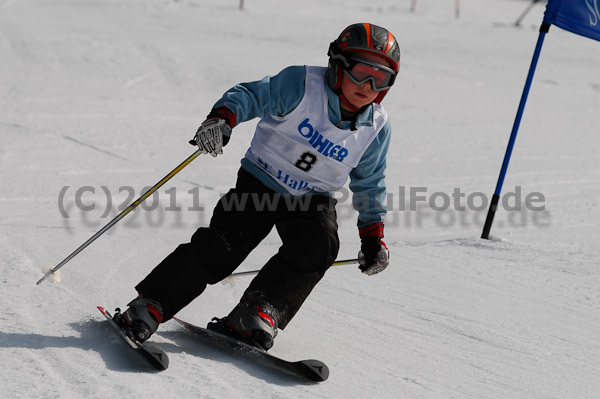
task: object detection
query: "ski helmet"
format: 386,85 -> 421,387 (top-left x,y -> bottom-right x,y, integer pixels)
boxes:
327,23 -> 400,104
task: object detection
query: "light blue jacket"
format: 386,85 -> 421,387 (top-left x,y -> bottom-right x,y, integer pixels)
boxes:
212,65 -> 391,228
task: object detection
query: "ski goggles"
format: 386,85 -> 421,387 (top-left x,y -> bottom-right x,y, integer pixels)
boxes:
342,57 -> 397,92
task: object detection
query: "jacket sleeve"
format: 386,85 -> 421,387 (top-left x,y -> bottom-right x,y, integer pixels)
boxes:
211,65 -> 306,127
349,119 -> 391,228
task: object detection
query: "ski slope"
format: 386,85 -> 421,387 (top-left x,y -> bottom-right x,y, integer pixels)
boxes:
1,0 -> 600,397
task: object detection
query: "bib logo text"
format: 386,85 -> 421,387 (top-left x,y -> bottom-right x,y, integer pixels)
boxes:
297,118 -> 349,162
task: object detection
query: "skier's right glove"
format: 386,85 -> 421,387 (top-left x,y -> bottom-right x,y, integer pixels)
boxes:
358,222 -> 389,276
190,118 -> 232,157
190,107 -> 236,157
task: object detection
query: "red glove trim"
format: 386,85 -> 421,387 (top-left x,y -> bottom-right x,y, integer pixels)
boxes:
359,222 -> 384,239
207,106 -> 237,128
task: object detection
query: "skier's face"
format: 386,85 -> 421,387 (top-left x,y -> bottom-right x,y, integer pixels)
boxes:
340,52 -> 391,110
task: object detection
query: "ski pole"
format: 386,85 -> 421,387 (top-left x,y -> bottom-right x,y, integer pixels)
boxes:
36,149 -> 203,285
222,258 -> 359,282
514,0 -> 541,27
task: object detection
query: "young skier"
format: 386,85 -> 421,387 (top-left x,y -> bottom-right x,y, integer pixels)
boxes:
117,23 -> 400,351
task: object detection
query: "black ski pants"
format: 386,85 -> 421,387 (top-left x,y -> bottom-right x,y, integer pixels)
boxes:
135,167 -> 340,329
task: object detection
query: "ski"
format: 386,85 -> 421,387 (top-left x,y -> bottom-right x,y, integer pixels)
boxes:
97,306 -> 169,371
174,317 -> 329,382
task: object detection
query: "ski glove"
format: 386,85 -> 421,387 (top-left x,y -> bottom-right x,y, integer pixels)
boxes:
358,222 -> 389,276
190,118 -> 232,157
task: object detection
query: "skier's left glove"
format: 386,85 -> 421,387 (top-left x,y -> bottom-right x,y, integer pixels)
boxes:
190,117 -> 232,157
358,222 -> 389,276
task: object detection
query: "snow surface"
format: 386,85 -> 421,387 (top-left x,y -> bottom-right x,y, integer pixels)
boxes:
1,0 -> 600,397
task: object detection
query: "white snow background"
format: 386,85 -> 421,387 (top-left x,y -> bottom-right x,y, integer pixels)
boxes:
1,0 -> 600,398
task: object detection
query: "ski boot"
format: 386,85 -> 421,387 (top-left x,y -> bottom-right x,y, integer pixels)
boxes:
114,297 -> 163,343
208,296 -> 280,351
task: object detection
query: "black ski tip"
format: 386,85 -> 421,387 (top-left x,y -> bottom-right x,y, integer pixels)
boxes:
175,317 -> 329,382
143,344 -> 170,370
297,359 -> 329,382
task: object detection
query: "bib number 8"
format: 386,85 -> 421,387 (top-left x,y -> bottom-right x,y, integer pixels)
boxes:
294,152 -> 318,172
